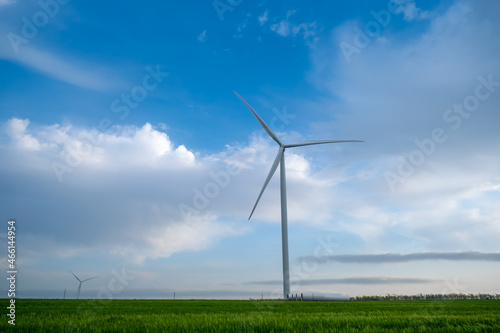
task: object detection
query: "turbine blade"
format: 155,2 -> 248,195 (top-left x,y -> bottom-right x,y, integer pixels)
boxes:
70,270 -> 81,282
285,140 -> 364,148
82,276 -> 98,282
249,147 -> 284,220
233,91 -> 283,146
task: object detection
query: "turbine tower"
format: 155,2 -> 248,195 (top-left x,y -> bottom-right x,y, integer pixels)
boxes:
234,91 -> 363,299
70,271 -> 98,299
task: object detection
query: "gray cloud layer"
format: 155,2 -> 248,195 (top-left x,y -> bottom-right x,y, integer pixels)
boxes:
248,277 -> 434,286
300,252 -> 500,264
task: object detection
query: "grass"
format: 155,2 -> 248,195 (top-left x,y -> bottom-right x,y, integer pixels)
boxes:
2,299 -> 499,332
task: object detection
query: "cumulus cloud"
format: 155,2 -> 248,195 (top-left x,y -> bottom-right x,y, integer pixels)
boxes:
0,45 -> 119,91
0,119 -> 239,263
0,118 -> 346,265
0,9 -> 121,92
5,118 -> 41,150
144,216 -> 245,260
390,0 -> 430,21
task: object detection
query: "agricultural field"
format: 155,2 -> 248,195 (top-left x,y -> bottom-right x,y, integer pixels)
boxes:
2,298 -> 499,332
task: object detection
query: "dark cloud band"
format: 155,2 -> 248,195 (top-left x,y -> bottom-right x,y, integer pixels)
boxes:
300,251 -> 500,264
248,277 -> 434,285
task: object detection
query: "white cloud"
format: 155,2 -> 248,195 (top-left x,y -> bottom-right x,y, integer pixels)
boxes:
94,123 -> 196,167
270,10 -> 319,45
390,0 -> 430,21
313,0 -> 500,141
4,120 -> 195,169
0,23 -> 119,91
0,2 -> 122,92
292,21 -> 319,44
301,0 -> 500,254
0,119 -> 242,264
270,20 -> 290,37
5,118 -> 41,150
258,10 -> 269,26
197,30 -> 207,43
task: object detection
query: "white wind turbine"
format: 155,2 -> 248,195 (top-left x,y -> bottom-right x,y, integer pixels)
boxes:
70,271 -> 98,299
234,91 -> 363,299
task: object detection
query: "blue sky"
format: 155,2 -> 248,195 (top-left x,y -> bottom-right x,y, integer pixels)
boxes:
1,0 -> 499,299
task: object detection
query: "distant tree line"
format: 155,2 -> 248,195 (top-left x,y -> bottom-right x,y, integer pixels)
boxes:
351,293 -> 500,301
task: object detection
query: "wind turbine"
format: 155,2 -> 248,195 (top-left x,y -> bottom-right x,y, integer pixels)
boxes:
70,271 -> 98,299
234,91 -> 363,300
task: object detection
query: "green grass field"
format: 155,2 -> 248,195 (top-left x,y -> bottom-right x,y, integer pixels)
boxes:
2,299 -> 499,332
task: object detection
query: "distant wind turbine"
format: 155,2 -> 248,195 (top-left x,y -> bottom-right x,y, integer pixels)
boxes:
234,91 -> 363,300
70,271 -> 98,299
